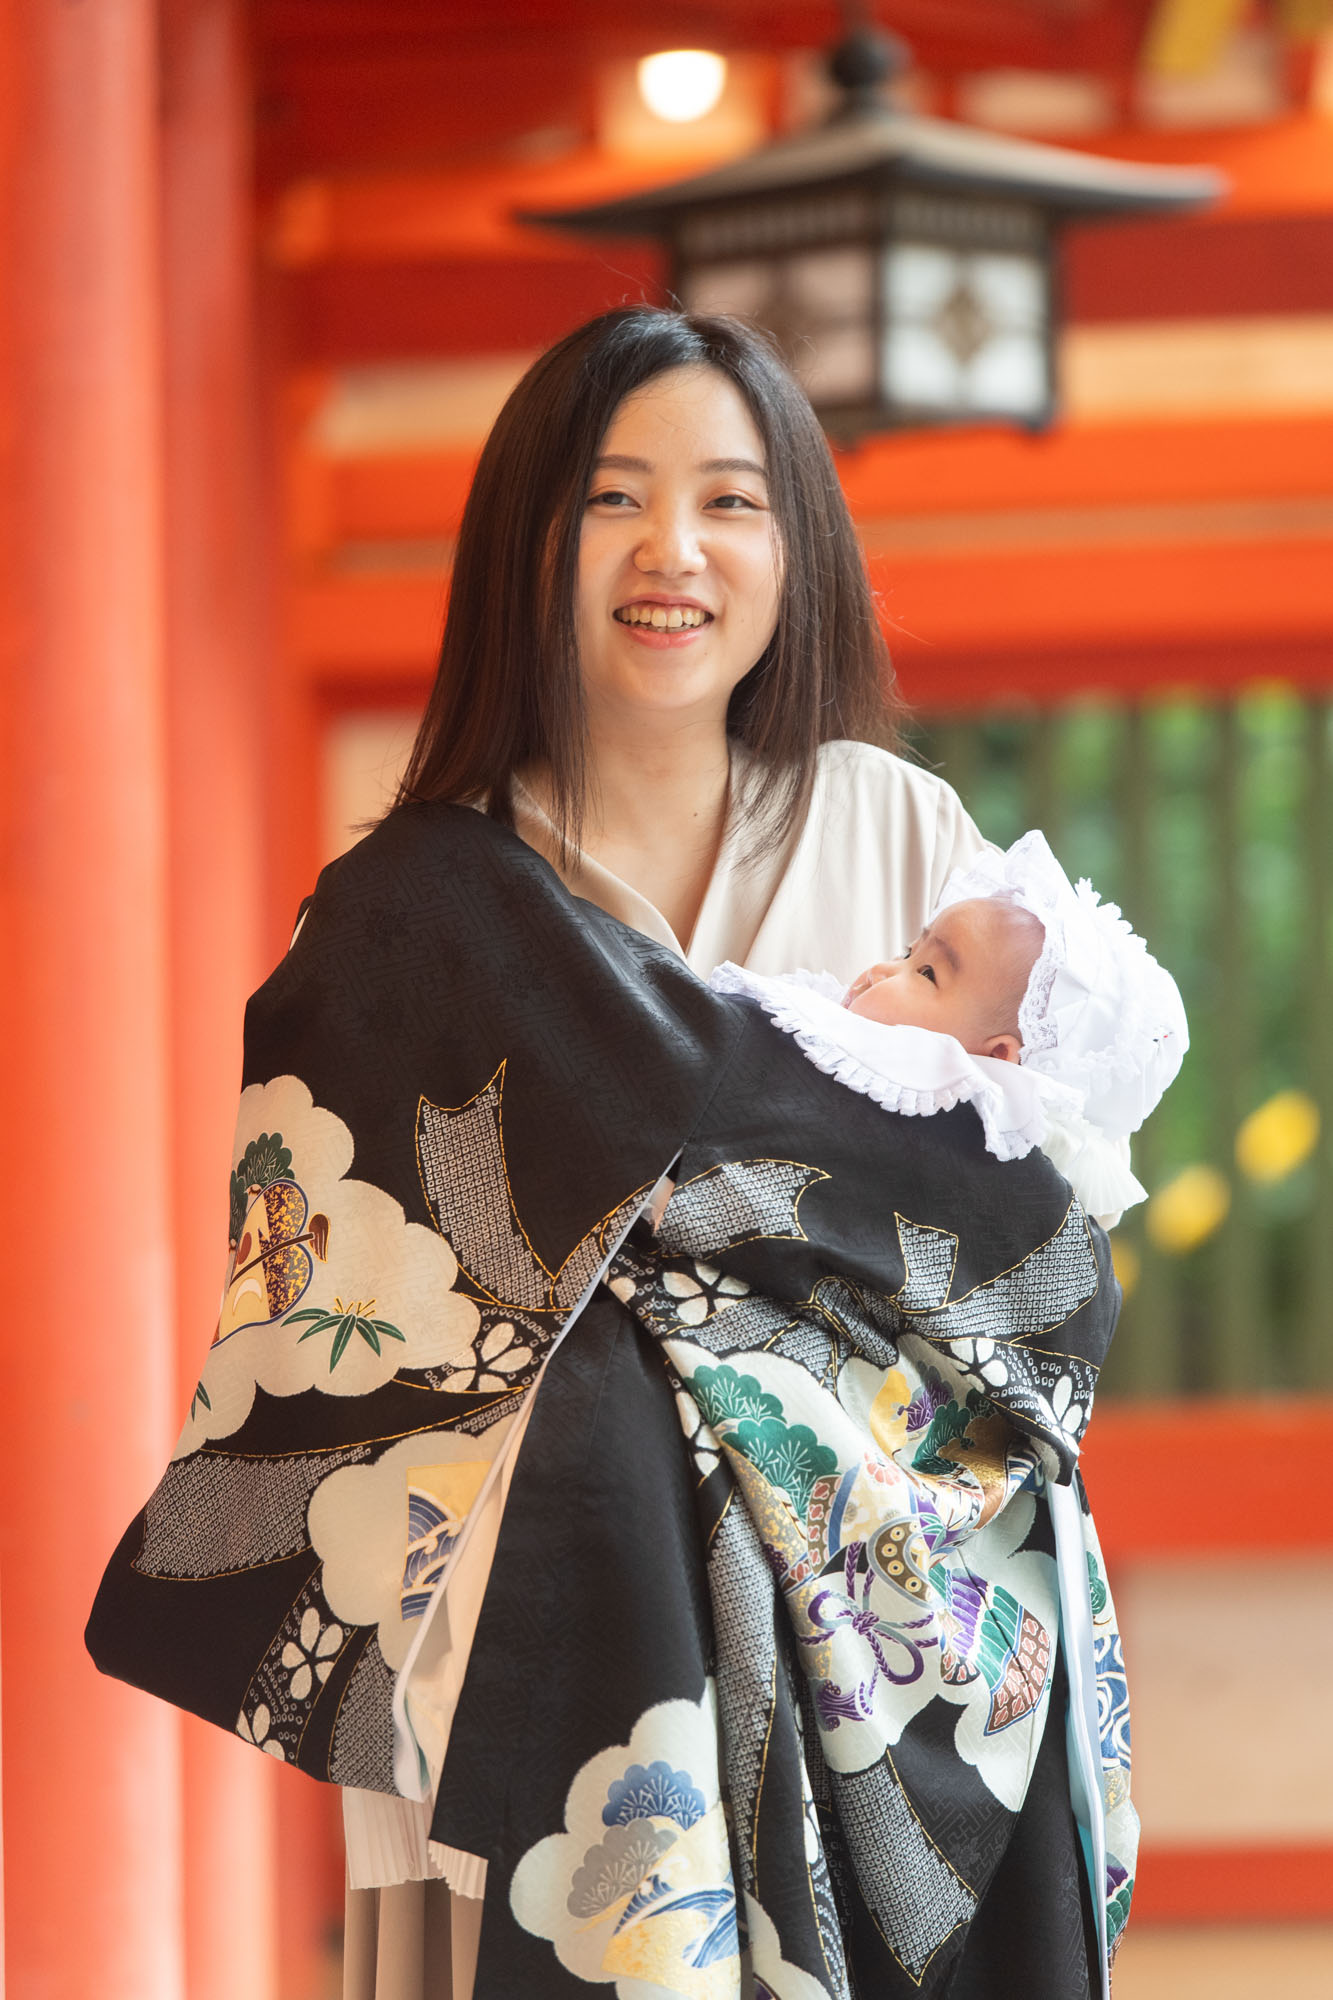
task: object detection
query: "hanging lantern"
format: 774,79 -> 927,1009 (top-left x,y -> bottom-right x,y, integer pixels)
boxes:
522,28 -> 1222,440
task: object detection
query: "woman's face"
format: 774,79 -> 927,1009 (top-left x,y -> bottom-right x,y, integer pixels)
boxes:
576,364 -> 781,739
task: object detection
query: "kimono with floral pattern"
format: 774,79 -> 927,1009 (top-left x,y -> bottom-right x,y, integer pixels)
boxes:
88,803 -> 1135,1999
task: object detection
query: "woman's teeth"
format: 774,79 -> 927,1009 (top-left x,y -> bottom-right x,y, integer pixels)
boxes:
615,605 -> 709,630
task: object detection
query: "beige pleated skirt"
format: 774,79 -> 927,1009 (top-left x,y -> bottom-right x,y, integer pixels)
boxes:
343,1884 -> 482,2000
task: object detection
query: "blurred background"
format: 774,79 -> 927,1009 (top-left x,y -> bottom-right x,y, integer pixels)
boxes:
2,2 -> 1331,1995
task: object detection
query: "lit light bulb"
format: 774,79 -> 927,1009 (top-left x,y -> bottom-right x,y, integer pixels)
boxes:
637,50 -> 727,124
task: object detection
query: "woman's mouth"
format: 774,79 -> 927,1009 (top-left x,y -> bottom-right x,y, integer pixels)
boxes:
613,603 -> 712,631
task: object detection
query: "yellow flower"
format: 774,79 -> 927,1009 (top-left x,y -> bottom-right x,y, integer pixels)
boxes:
1146,1165 -> 1230,1255
1235,1090 -> 1320,1185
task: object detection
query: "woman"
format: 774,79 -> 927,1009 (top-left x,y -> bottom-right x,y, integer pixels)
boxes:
341,307 -> 1026,1998
393,305 -> 983,977
89,308 -> 1119,2000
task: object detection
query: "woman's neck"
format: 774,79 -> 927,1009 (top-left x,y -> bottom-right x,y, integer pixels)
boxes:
531,723 -> 732,948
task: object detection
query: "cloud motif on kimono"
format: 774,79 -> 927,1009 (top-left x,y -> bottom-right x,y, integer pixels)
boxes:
510,1686 -> 741,1998
307,1427 -> 509,1670
176,1076 -> 480,1452
742,1894 -> 837,2000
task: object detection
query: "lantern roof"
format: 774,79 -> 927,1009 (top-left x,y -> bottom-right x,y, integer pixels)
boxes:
521,101 -> 1223,240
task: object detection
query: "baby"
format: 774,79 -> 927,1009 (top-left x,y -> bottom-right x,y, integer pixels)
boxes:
712,830 -> 1187,1227
844,895 -> 1044,1063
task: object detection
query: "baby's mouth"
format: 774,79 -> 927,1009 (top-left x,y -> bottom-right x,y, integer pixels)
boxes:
614,604 -> 712,631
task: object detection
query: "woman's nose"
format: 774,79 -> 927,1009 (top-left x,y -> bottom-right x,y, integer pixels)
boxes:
633,509 -> 705,577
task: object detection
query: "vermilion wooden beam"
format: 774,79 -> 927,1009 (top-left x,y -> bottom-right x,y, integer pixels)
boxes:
871,534 -> 1333,660
1065,210 -> 1333,320
255,0 -> 1156,129
282,249 -> 664,363
310,415 -> 1333,552
837,413 -> 1333,517
324,446 -> 476,541
262,138 -> 775,269
291,571 -> 446,669
254,35 -> 596,189
1082,1399 -> 1333,1564
284,534 -> 1333,686
1131,1845 -> 1333,1922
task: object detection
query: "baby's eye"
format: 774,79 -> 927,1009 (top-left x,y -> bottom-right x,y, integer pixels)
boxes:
917,963 -> 937,985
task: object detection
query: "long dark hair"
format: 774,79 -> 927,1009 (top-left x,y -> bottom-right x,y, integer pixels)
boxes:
396,306 -> 901,853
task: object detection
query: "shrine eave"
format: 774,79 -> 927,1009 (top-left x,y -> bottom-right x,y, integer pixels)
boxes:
520,107 -> 1225,237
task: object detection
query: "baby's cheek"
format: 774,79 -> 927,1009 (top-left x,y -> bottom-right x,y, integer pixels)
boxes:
848,983 -> 898,1025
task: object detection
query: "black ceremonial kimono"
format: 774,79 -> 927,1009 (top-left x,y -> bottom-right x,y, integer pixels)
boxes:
88,803 -> 1136,1999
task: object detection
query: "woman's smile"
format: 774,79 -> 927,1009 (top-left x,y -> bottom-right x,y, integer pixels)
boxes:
612,596 -> 714,644
578,363 -> 781,725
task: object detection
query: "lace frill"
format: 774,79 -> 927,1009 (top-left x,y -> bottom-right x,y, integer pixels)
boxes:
709,964 -> 1147,1224
713,964 -> 1057,1163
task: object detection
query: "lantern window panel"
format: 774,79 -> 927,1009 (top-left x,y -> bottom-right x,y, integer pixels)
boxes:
882,241 -> 1050,419
883,321 -> 964,409
968,251 -> 1046,331
967,330 -> 1048,416
680,259 -> 774,320
784,243 -> 875,317
791,321 -> 877,404
884,242 -> 959,321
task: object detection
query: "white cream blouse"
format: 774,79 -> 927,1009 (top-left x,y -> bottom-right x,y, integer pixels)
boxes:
343,738 -> 988,1892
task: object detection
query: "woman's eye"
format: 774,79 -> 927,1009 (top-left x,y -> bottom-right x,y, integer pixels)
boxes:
917,963 -> 937,985
588,489 -> 635,509
708,492 -> 761,511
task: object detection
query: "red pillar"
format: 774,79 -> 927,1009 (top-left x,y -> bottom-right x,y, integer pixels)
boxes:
0,3 -> 184,1996
158,7 -> 279,1997
253,294 -> 352,2000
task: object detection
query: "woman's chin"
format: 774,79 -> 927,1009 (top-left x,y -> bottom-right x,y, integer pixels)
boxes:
585,660 -> 757,731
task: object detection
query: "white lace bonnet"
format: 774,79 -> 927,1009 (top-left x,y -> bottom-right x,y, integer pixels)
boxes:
934,829 -> 1188,1142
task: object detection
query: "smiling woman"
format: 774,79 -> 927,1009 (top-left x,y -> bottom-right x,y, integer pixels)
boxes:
395,310 -> 894,886
201,306 -> 1074,2000
78,302 -> 1120,2000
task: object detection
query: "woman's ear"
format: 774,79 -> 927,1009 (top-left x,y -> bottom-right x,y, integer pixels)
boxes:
980,1032 -> 1022,1064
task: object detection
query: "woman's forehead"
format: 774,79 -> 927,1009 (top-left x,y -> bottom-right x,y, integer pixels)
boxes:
601,363 -> 766,464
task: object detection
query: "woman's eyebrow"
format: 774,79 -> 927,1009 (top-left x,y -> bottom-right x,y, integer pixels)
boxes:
592,453 -> 768,477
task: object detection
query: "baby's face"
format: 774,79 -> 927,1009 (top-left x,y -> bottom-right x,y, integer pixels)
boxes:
846,899 -> 1041,1060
